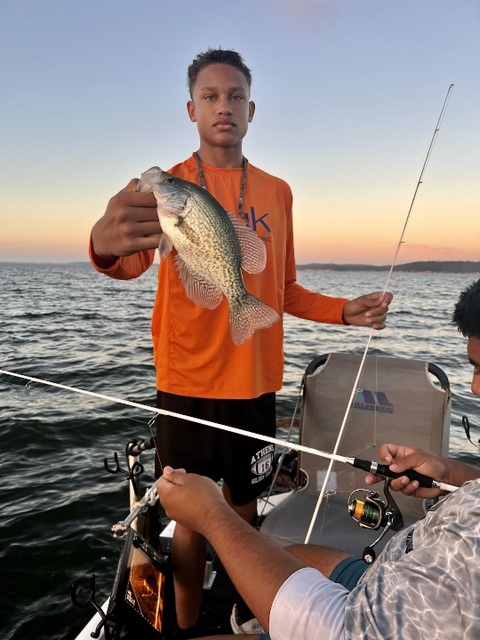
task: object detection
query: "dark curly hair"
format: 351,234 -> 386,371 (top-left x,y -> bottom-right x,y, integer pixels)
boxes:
187,48 -> 252,98
452,279 -> 480,339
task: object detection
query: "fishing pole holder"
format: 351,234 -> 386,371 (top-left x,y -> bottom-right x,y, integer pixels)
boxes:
104,437 -> 162,542
72,528 -> 174,639
104,441 -> 149,500
347,479 -> 404,564
72,436 -> 171,639
71,574 -> 118,639
462,414 -> 480,453
111,482 -> 159,539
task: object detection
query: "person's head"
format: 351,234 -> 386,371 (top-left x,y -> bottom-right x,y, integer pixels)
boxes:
453,279 -> 480,396
187,48 -> 252,98
186,48 -> 255,153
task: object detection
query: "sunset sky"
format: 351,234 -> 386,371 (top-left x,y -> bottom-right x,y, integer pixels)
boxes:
1,0 -> 479,265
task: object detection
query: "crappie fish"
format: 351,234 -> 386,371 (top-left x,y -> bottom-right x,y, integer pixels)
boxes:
137,166 -> 279,345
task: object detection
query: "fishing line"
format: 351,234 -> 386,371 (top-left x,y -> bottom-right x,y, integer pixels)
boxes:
304,83 -> 455,544
0,369 -> 341,460
382,83 -> 454,294
145,414 -> 165,476
0,368 -> 456,493
256,378 -> 304,525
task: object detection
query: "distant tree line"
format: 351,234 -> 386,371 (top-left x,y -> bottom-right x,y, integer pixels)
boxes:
297,261 -> 480,273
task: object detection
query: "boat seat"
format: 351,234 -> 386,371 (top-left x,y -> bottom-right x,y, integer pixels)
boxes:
260,353 -> 451,556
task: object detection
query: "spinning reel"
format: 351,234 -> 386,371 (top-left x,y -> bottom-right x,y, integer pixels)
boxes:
347,479 -> 404,564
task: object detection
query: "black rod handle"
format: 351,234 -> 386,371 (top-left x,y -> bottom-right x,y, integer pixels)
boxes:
352,457 -> 437,488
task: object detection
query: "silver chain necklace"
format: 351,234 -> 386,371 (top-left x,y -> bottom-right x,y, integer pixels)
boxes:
193,151 -> 248,217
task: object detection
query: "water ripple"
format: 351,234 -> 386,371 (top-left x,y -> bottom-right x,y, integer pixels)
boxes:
1,263 -> 479,639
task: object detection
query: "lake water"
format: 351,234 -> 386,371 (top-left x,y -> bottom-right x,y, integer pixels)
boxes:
1,262 -> 479,639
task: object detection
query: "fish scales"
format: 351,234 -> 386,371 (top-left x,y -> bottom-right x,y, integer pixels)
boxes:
138,166 -> 279,344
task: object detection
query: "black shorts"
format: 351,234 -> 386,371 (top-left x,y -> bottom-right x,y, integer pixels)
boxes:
156,391 -> 276,506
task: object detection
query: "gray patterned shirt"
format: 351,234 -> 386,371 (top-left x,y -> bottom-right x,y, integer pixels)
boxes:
345,478 -> 480,639
269,479 -> 480,640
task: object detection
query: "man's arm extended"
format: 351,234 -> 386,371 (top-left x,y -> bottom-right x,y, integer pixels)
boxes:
157,467 -> 306,631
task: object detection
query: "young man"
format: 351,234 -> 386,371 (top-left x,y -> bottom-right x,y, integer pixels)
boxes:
89,48 -> 391,635
157,279 -> 480,640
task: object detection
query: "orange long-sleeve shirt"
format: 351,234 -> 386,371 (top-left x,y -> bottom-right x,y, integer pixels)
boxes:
90,155 -> 347,398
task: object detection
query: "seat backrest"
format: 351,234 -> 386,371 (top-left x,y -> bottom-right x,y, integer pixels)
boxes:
261,353 -> 451,554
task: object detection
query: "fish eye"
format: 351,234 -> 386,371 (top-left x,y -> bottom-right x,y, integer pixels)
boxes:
165,177 -> 176,185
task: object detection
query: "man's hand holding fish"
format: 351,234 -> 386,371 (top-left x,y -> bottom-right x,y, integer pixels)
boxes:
91,179 -> 160,264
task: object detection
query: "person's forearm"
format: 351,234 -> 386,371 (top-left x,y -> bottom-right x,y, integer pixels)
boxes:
447,458 -> 480,486
201,505 -> 306,631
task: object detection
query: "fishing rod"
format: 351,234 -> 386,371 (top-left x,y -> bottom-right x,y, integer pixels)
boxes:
1,368 -> 458,492
105,447 -> 459,540
382,82 -> 454,294
345,455 -> 457,493
304,83 -> 455,544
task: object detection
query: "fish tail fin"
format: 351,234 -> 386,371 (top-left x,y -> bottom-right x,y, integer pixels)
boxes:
230,294 -> 280,345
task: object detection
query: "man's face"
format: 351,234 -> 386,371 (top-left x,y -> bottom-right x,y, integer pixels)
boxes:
467,336 -> 480,397
187,63 -> 255,150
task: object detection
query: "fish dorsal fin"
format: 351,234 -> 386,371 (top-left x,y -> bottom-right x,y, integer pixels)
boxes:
175,255 -> 223,309
228,212 -> 266,275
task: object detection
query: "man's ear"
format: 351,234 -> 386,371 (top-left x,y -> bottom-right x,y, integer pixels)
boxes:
248,101 -> 255,123
187,100 -> 196,122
